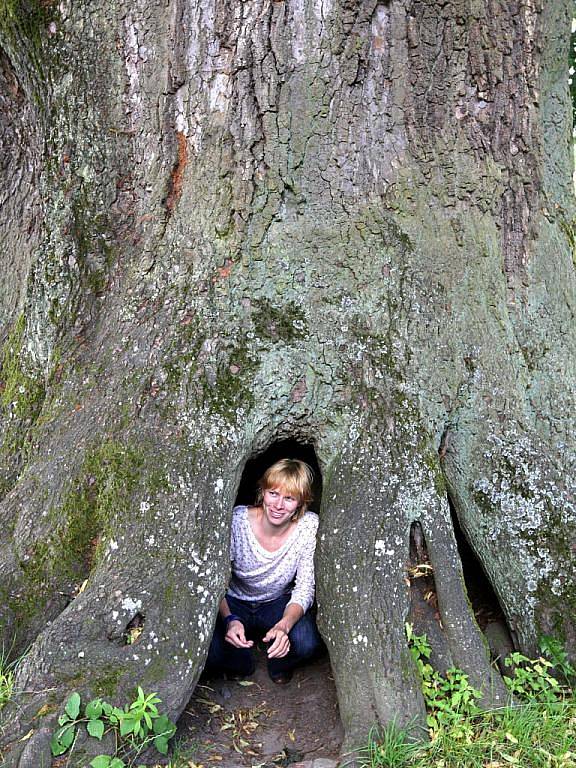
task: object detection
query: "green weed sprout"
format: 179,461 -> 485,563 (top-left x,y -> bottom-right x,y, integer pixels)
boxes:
50,687 -> 177,767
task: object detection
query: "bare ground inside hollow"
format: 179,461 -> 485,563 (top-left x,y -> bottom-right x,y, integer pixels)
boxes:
175,652 -> 343,767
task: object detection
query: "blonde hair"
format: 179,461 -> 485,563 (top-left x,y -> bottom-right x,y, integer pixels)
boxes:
256,458 -> 314,521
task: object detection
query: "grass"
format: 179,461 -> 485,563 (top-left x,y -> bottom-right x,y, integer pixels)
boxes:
165,741 -> 201,767
0,648 -> 18,711
359,695 -> 576,768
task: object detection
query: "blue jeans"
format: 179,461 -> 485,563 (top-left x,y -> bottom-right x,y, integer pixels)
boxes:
206,594 -> 323,678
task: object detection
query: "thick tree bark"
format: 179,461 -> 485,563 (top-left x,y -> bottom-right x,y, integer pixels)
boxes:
1,0 -> 575,764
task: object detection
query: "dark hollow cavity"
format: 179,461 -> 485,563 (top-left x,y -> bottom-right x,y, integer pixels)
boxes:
448,495 -> 515,669
122,612 -> 145,646
235,439 -> 322,511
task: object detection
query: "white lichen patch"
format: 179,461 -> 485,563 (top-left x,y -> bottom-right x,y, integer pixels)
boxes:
121,597 -> 142,613
123,14 -> 144,128
469,428 -> 576,629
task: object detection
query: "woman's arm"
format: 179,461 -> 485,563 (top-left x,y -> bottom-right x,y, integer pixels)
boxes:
287,514 -> 318,613
271,603 -> 304,633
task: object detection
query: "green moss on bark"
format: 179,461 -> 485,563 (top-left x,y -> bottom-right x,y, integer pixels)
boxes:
559,216 -> 576,267
252,298 -> 307,343
203,346 -> 257,419
423,451 -> 447,497
9,441 -> 147,627
92,665 -> 124,699
0,0 -> 54,89
0,315 -> 46,494
0,0 -> 52,46
71,192 -> 115,298
1,314 -> 45,423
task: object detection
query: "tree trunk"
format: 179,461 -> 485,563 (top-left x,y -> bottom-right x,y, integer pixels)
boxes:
1,0 -> 575,763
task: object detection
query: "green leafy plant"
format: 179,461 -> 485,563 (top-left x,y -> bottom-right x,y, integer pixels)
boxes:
539,634 -> 576,683
90,758 -> 126,768
359,696 -> 576,768
503,652 -> 563,703
51,691 -> 82,757
360,630 -> 576,767
406,623 -> 482,740
50,688 -> 177,766
0,641 -> 29,712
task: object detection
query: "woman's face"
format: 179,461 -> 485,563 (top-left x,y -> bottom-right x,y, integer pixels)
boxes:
262,486 -> 300,526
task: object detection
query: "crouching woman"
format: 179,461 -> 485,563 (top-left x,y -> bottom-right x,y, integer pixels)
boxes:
207,459 -> 322,684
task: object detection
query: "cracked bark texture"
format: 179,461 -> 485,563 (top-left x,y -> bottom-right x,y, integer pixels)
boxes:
0,0 -> 575,763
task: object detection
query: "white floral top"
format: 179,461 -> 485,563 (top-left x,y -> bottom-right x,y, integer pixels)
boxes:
226,505 -> 319,612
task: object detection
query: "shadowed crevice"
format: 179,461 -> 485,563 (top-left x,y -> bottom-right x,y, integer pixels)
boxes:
447,495 -> 516,671
409,507 -> 508,705
122,612 -> 145,646
407,521 -> 453,673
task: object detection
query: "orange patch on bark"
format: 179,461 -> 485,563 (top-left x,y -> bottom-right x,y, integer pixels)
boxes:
164,131 -> 188,213
212,259 -> 234,283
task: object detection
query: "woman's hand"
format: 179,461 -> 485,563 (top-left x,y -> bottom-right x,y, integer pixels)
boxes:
263,625 -> 290,658
225,620 -> 254,649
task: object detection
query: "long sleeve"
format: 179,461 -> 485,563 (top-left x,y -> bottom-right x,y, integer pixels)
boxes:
287,514 -> 318,613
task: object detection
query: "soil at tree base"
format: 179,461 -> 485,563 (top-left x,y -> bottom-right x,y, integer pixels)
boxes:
177,652 -> 342,767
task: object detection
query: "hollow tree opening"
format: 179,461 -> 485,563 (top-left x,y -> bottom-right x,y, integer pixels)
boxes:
407,521 -> 452,674
407,508 -> 514,678
180,440 -> 343,764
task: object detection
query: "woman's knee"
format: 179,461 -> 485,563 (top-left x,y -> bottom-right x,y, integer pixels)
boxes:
289,614 -> 322,659
206,624 -> 255,675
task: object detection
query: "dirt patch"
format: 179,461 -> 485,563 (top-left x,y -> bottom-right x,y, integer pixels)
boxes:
176,651 -> 343,767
